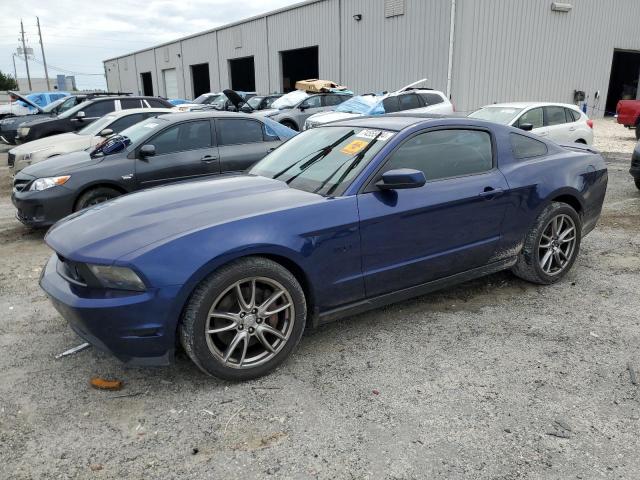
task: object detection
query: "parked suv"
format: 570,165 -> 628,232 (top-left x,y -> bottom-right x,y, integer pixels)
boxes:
15,95 -> 173,144
0,93 -> 88,144
258,92 -> 353,131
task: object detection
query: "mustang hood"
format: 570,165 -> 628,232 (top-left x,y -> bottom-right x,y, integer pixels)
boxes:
19,151 -> 98,177
45,175 -> 324,262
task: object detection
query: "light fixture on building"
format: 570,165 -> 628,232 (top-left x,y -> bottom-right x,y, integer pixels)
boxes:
551,2 -> 573,12
353,14 -> 362,21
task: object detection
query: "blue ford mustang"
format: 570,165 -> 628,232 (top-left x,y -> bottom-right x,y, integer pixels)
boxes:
40,114 -> 608,380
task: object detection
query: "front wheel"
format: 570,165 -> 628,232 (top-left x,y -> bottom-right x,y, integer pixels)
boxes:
74,187 -> 121,211
179,257 -> 307,381
280,120 -> 298,132
634,178 -> 640,190
512,202 -> 582,285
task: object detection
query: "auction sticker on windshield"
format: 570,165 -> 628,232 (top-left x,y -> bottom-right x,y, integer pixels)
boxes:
356,129 -> 394,141
340,139 -> 369,155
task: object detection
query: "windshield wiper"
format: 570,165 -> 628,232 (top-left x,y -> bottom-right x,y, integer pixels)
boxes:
316,132 -> 383,196
272,129 -> 355,181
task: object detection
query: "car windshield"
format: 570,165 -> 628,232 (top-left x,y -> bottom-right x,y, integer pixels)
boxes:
336,95 -> 382,114
78,114 -> 117,136
42,97 -> 67,113
193,93 -> 222,105
246,96 -> 263,109
58,101 -> 91,119
468,106 -> 523,124
90,117 -> 166,157
249,126 -> 395,196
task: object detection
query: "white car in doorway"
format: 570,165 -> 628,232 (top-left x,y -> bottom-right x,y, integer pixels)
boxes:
469,102 -> 594,145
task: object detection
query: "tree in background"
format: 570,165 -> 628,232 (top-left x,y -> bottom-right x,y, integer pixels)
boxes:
0,71 -> 18,90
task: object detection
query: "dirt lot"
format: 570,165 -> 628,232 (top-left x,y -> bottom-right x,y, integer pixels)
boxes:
0,118 -> 639,479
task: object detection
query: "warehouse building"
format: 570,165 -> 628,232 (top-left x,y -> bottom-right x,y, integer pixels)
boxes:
104,0 -> 640,116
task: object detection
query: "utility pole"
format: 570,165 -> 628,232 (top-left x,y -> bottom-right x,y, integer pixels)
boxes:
20,19 -> 32,91
36,17 -> 50,89
12,54 -> 18,85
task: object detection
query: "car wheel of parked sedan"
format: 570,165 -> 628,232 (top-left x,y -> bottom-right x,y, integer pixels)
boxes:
280,120 -> 298,132
179,257 -> 307,380
512,202 -> 581,285
636,125 -> 640,141
635,178 -> 640,190
74,187 -> 122,211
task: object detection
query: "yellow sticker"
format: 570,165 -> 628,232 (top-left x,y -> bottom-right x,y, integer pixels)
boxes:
340,139 -> 369,155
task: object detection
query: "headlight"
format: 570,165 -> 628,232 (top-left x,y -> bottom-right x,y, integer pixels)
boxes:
18,126 -> 30,137
29,175 -> 70,191
87,264 -> 146,291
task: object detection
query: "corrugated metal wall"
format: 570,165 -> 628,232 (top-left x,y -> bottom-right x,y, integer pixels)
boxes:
451,0 -> 640,115
116,55 -> 137,94
105,0 -> 640,117
340,0 -> 451,93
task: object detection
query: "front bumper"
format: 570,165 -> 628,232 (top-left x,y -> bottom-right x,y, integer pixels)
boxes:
40,254 -> 182,366
12,184 -> 76,228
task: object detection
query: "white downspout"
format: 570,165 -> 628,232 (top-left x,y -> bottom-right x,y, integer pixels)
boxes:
446,0 -> 456,99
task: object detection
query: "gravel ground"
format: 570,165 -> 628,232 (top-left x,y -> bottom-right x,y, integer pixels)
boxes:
0,118 -> 639,479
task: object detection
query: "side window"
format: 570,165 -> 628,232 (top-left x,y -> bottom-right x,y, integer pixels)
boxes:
263,97 -> 277,109
565,108 -> 580,123
120,99 -> 143,109
382,96 -> 400,113
397,94 -> 422,111
217,119 -> 264,145
419,93 -> 445,106
323,95 -> 344,107
146,99 -> 168,108
516,108 -> 543,129
510,133 -> 548,159
381,129 -> 493,182
82,100 -> 115,117
109,113 -> 146,133
151,120 -> 212,155
300,96 -> 321,109
544,106 -> 567,126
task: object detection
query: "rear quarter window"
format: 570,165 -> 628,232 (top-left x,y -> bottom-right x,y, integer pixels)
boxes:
510,133 -> 548,159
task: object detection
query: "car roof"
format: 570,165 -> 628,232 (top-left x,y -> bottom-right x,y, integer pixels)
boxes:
482,101 -> 582,111
156,111 -> 263,121
327,112 -> 493,132
103,107 -> 173,117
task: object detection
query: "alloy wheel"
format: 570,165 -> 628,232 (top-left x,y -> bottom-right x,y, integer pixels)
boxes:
205,277 -> 295,369
538,214 -> 577,276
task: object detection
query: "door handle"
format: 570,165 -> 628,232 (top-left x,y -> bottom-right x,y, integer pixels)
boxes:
538,131 -> 549,136
569,126 -> 576,131
267,147 -> 276,153
479,187 -> 504,199
201,155 -> 218,163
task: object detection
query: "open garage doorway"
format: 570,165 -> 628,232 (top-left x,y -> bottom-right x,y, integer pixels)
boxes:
140,72 -> 153,96
229,56 -> 255,92
190,63 -> 210,98
605,49 -> 640,115
280,46 -> 319,92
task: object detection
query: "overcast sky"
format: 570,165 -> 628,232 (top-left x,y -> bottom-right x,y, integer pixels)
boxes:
0,0 -> 299,91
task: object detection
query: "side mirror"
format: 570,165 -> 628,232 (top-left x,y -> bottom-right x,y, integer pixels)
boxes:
376,169 -> 426,190
139,144 -> 156,158
519,123 -> 534,132
99,128 -> 113,137
299,105 -> 306,112
76,111 -> 86,119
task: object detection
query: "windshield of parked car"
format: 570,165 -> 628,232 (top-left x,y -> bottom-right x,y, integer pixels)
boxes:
249,126 -> 395,196
193,93 -> 223,105
42,97 -> 67,113
78,114 -> 117,136
468,106 -> 523,124
90,117 -> 167,157
58,101 -> 90,119
336,95 -> 382,114
246,96 -> 264,109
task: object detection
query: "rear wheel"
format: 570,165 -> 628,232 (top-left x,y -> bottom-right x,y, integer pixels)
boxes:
512,202 -> 581,285
179,257 -> 307,381
635,178 -> 640,190
635,124 -> 640,140
74,187 -> 121,211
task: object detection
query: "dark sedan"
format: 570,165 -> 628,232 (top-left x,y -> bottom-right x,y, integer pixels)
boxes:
12,112 -> 296,227
40,114 -> 607,380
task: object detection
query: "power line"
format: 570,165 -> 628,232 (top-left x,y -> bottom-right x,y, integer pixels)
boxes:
29,57 -> 104,76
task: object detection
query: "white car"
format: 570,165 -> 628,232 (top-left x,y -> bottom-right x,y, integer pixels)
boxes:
469,102 -> 594,145
8,107 -> 172,173
304,80 -> 453,130
173,92 -> 225,112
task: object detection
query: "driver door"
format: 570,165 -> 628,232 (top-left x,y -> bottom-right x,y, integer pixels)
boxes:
357,128 -> 509,297
135,119 -> 220,187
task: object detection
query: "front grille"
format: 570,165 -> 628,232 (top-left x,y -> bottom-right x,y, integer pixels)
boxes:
56,255 -> 88,286
12,178 -> 30,193
7,152 -> 15,167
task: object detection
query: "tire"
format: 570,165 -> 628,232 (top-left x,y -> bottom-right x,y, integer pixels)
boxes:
280,120 -> 298,132
635,125 -> 640,141
179,257 -> 307,381
512,202 -> 582,285
635,178 -> 640,190
74,187 -> 121,211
